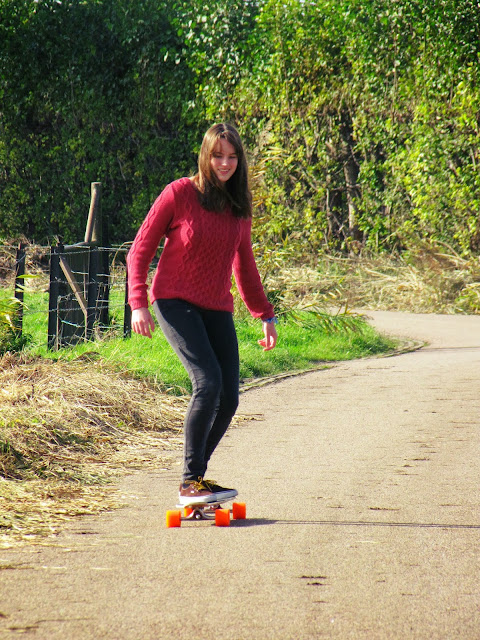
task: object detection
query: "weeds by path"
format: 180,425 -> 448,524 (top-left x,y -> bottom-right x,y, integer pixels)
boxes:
0,353 -> 188,547
260,245 -> 480,315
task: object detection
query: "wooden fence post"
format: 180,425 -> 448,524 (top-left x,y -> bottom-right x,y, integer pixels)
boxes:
84,182 -> 102,244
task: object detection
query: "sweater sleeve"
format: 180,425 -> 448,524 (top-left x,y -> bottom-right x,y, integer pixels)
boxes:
232,219 -> 275,320
126,184 -> 176,311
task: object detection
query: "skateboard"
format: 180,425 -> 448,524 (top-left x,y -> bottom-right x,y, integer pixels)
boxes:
166,499 -> 246,528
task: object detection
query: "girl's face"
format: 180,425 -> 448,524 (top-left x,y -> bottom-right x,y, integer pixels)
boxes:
210,138 -> 238,183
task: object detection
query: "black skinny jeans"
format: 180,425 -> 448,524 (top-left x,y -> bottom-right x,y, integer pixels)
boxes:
153,299 -> 240,482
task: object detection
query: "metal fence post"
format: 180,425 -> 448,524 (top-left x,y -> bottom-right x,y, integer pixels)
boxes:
48,243 -> 62,350
14,242 -> 26,333
123,266 -> 131,338
87,246 -> 99,340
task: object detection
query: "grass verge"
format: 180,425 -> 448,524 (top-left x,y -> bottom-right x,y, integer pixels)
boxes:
27,313 -> 396,391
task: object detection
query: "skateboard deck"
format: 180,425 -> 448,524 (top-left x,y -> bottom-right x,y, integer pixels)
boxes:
166,499 -> 246,527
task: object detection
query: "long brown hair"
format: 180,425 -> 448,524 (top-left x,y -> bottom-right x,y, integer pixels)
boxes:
192,123 -> 252,219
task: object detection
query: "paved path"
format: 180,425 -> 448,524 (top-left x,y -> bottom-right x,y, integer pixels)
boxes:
0,311 -> 479,640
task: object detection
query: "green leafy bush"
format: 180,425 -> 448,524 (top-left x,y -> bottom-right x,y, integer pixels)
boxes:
1,0 -> 479,258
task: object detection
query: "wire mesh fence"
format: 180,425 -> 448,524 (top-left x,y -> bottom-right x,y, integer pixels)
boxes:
0,242 -> 132,350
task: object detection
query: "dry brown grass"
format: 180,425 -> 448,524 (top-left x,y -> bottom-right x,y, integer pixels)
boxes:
329,251 -> 480,314
0,241 -> 49,288
262,245 -> 480,315
0,353 -> 188,547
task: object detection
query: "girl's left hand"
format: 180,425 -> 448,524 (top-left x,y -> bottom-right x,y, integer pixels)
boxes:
258,321 -> 278,351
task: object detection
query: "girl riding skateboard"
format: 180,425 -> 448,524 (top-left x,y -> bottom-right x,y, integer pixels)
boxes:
127,123 -> 278,506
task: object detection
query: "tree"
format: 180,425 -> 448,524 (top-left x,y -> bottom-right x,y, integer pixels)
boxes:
0,0 -> 197,243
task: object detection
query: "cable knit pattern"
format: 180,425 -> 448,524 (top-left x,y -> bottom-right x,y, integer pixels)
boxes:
127,178 -> 275,320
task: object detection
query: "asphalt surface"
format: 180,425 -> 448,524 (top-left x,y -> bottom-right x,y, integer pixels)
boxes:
0,311 -> 479,640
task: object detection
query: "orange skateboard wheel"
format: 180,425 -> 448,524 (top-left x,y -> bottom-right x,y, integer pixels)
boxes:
215,508 -> 230,527
232,502 -> 246,520
166,509 -> 181,528
184,507 -> 194,518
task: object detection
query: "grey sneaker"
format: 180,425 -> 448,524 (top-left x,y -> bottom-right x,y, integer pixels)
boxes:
202,479 -> 238,502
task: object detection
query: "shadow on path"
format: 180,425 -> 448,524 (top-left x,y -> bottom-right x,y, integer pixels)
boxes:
233,518 -> 480,530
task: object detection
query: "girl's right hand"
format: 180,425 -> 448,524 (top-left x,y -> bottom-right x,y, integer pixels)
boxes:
131,307 -> 155,339
258,321 -> 278,351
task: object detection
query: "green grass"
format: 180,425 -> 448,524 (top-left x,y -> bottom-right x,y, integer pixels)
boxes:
236,317 -> 394,380
1,284 -> 397,392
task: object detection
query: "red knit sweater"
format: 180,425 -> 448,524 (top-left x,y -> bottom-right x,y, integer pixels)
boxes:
126,178 -> 275,320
